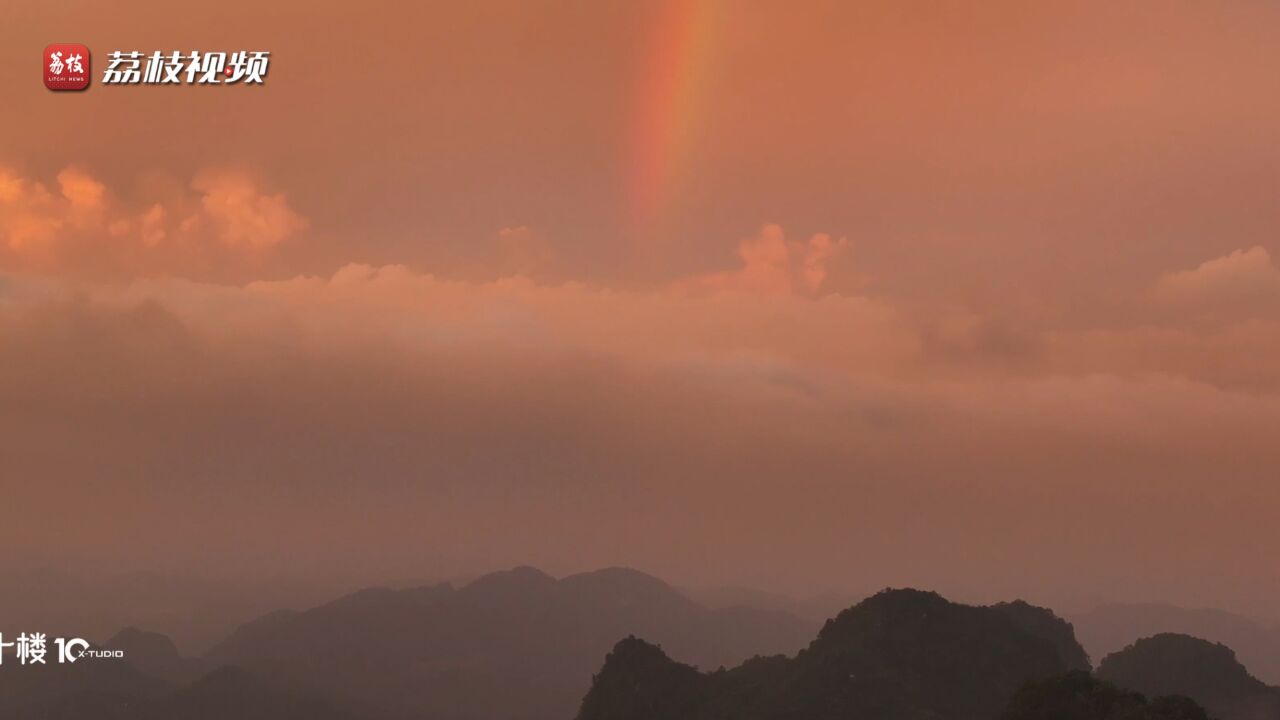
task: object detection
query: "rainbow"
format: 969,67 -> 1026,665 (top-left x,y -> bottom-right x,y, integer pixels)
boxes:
627,0 -> 720,237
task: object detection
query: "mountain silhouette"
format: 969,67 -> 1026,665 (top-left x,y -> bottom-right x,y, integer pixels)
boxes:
0,633 -> 348,720
144,665 -> 356,720
0,642 -> 169,720
1098,633 -> 1280,720
576,588 -> 1088,720
1075,603 -> 1280,685
0,568 -> 334,654
31,576 -> 1268,720
993,600 -> 1092,671
5,664 -> 354,720
1001,670 -> 1210,720
206,566 -> 817,720
102,627 -> 209,685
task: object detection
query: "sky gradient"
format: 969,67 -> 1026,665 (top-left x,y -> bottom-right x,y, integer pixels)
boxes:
3,0 -> 1279,619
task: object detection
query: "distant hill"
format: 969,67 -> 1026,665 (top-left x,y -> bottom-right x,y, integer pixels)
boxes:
1001,670 -> 1210,720
207,566 -> 818,720
576,588 -> 1088,720
0,641 -> 170,720
1073,603 -> 1280,685
0,629 -> 353,720
2,663 -> 353,720
1098,633 -> 1280,720
685,584 -> 866,622
0,568 -> 335,654
103,627 -> 209,685
142,665 -> 356,720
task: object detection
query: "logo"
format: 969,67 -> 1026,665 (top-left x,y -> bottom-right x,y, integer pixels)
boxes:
0,633 -> 120,666
44,43 -> 90,91
101,50 -> 271,85
41,46 -> 271,90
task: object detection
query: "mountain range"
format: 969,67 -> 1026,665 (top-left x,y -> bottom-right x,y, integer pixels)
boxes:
206,566 -> 816,720
577,588 -> 1089,720
5,568 -> 1279,720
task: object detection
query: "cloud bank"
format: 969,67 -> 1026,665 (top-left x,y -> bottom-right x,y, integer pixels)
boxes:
0,168 -> 1277,617
0,166 -> 304,278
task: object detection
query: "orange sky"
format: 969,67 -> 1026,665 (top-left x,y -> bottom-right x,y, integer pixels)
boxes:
3,0 -> 1279,618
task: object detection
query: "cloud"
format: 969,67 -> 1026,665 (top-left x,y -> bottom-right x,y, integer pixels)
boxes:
0,166 -> 305,278
2,260 -> 1278,610
1154,246 -> 1280,313
495,225 -> 553,278
57,168 -> 107,216
674,224 -> 851,296
1,186 -> 1279,610
193,170 -> 307,249
0,167 -> 63,254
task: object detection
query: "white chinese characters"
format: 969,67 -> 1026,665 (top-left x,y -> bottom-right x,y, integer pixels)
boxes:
102,50 -> 270,85
48,51 -> 85,76
0,634 -> 113,666
0,633 -> 47,665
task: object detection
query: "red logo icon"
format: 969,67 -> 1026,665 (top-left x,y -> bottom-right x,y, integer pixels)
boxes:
44,44 -> 90,91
